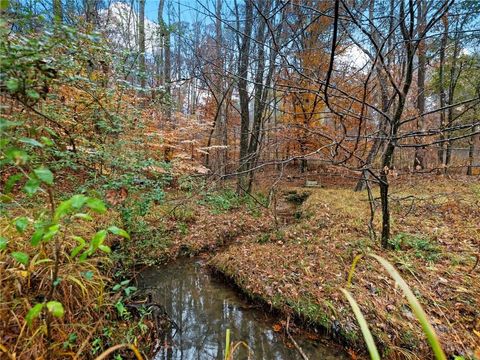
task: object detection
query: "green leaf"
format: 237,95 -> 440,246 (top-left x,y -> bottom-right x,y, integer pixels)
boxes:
54,199 -> 73,221
70,236 -> 85,258
26,303 -> 44,326
115,301 -> 126,316
98,244 -> 111,253
34,167 -> 53,185
4,173 -> 23,193
20,137 -> 43,147
70,194 -> 87,209
0,137 -> 10,148
73,213 -> 93,221
46,301 -> 64,318
86,198 -> 106,213
6,148 -> 28,165
15,217 -> 29,233
11,251 -> 29,265
0,236 -> 8,251
83,271 -> 93,280
24,178 -> 40,196
91,230 -> 107,249
40,136 -> 55,146
108,226 -> 130,239
0,118 -> 22,131
42,224 -> 60,242
26,89 -> 40,100
6,78 -> 19,92
78,251 -> 88,262
30,227 -> 45,246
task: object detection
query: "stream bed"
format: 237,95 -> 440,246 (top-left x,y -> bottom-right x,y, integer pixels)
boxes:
137,259 -> 348,360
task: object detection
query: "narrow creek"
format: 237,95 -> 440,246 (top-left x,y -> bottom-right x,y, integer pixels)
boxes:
136,259 -> 349,360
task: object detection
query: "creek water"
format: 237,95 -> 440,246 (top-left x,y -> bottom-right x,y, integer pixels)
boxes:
137,259 -> 348,360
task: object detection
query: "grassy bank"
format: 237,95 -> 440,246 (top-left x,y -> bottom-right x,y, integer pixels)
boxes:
210,176 -> 480,359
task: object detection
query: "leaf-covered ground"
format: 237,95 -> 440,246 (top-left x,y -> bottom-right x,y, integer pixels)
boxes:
208,176 -> 480,359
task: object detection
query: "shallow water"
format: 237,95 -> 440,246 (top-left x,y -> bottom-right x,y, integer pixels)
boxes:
137,259 -> 348,360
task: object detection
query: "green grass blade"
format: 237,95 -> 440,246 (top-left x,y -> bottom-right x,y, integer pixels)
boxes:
224,328 -> 231,360
370,254 -> 447,360
341,288 -> 381,360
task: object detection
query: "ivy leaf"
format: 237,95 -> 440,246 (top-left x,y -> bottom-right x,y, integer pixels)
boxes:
15,217 -> 29,233
0,236 -> 8,251
34,167 -> 54,185
86,198 -> 106,213
46,301 -> 64,318
24,178 -> 40,196
11,251 -> 29,265
26,303 -> 44,326
107,226 -> 130,239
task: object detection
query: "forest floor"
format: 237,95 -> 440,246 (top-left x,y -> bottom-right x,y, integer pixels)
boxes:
140,173 -> 480,359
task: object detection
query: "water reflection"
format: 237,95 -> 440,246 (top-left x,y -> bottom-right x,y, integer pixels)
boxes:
137,260 -> 347,360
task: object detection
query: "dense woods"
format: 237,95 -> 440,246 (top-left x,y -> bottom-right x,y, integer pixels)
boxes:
1,0 -> 479,359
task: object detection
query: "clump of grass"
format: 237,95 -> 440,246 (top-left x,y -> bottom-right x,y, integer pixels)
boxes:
388,233 -> 441,262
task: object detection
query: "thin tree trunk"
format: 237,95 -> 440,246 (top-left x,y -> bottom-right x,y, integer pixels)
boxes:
213,0 -> 226,176
85,0 -> 98,25
467,125 -> 478,175
138,0 -> 146,89
164,8 -> 172,122
438,15 -> 448,168
53,0 -> 62,23
414,0 -> 426,171
157,0 -> 165,89
236,0 -> 253,195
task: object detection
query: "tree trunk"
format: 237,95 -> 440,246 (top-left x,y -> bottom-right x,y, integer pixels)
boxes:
236,0 -> 253,195
213,0 -> 226,176
157,0 -> 165,90
467,125 -> 478,175
413,0 -> 426,171
53,0 -> 62,23
354,0 -> 389,191
437,15 -> 448,168
164,10 -> 172,122
85,0 -> 98,25
138,0 -> 146,89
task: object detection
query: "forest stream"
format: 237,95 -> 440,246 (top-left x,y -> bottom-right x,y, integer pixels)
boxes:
136,259 -> 348,360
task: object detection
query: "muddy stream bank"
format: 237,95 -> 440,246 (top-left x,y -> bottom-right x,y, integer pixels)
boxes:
136,259 -> 348,360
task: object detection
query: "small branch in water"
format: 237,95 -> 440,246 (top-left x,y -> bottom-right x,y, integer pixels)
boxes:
286,316 -> 310,360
